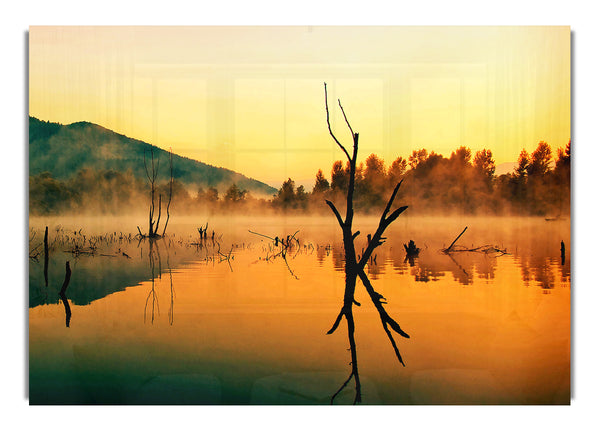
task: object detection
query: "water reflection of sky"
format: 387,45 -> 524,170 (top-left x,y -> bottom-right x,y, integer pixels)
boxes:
28,217 -> 571,405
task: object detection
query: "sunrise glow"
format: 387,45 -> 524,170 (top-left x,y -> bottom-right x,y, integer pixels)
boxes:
29,26 -> 570,187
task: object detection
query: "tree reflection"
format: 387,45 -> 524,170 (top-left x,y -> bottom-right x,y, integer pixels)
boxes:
404,254 -> 416,267
144,239 -> 160,324
59,261 -> 72,327
139,237 -> 177,324
445,252 -> 473,285
474,255 -> 497,280
331,245 -> 345,272
411,264 -> 444,283
166,244 -> 175,326
59,291 -> 72,327
315,244 -> 329,266
517,254 -> 559,291
365,253 -> 383,280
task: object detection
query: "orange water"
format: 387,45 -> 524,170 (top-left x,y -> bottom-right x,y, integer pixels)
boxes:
28,216 -> 570,404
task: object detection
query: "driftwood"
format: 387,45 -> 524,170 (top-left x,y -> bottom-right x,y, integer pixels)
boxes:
324,82 -> 409,404
249,229 -> 300,249
447,245 -> 508,255
33,227 -> 137,262
65,245 -> 97,256
249,229 -> 301,279
443,226 -> 468,253
443,226 -> 508,256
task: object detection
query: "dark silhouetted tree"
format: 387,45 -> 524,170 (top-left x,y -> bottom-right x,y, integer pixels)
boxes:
330,160 -> 348,193
138,147 -> 173,238
527,141 -> 553,177
276,178 -> 296,209
387,156 -> 407,186
295,184 -> 309,210
313,169 -> 330,194
473,149 -> 495,189
363,153 -> 387,198
206,186 -> 219,203
224,183 -> 247,203
449,146 -> 472,167
408,148 -> 428,170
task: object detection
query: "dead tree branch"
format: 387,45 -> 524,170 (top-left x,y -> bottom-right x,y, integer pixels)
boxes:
44,226 -> 49,287
442,226 -> 508,256
324,82 -> 351,162
138,147 -> 174,239
323,82 -> 409,404
444,226 -> 468,253
162,149 -> 173,236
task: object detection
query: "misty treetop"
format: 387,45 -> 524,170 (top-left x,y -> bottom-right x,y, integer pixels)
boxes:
30,140 -> 570,217
271,140 -> 569,216
29,113 -> 570,217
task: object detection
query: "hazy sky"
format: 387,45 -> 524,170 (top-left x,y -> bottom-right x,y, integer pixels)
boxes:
29,26 -> 570,187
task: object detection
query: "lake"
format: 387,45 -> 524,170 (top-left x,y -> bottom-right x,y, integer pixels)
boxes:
28,215 -> 570,404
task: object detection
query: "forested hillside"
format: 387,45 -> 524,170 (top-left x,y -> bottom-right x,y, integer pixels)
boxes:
29,117 -> 276,194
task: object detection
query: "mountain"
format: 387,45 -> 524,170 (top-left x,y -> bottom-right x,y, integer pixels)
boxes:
28,117 -> 277,196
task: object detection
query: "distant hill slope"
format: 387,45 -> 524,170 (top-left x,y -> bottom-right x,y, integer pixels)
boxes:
29,117 -> 277,196
495,161 -> 518,176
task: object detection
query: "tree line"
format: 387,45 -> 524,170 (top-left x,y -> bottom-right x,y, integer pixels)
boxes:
29,168 -> 270,215
29,140 -> 570,217
272,140 -> 571,216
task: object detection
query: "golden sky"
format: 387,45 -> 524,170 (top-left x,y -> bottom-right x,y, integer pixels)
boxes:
29,26 -> 570,187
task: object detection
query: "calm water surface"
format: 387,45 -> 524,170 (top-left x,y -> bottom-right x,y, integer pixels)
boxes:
28,216 -> 570,404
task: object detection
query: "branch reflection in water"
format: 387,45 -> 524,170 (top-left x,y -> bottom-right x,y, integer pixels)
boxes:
139,236 -> 177,325
143,239 -> 160,324
59,261 -> 72,327
249,229 -> 302,279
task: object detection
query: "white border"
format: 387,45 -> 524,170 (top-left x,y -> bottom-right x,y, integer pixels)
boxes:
4,1 -> 598,430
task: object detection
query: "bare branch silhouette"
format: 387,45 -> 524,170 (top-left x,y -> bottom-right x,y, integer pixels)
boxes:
323,82 -> 410,404
444,226 -> 468,253
324,82 -> 351,162
138,147 -> 174,239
